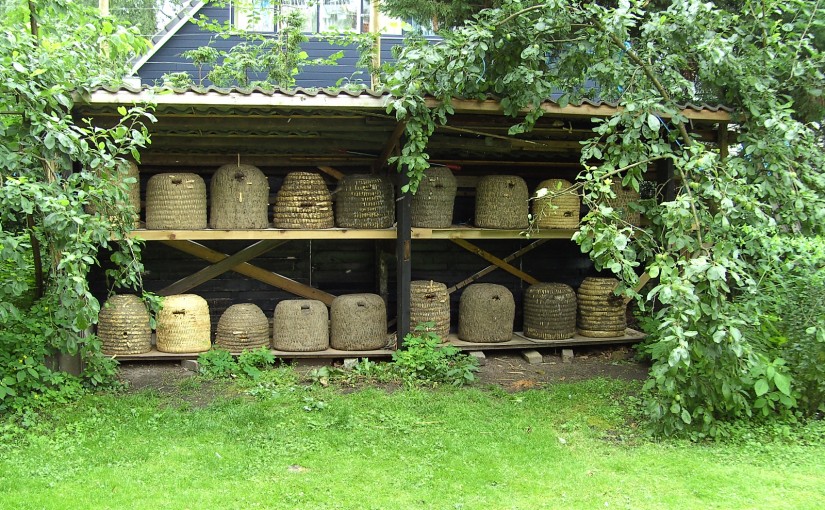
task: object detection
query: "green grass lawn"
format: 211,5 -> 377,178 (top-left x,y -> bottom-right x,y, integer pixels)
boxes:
1,372 -> 824,509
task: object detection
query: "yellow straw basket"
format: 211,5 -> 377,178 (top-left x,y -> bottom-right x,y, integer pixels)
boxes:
156,294 -> 211,353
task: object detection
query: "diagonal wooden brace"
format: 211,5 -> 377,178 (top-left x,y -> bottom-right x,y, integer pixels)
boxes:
446,239 -> 548,294
449,238 -> 541,288
159,240 -> 336,305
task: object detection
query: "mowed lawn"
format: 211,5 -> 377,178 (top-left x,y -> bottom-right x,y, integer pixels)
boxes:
1,374 -> 823,510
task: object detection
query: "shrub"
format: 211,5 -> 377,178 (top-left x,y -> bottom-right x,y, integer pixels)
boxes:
392,324 -> 479,387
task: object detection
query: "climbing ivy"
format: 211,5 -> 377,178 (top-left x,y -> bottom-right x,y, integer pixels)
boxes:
385,0 -> 825,436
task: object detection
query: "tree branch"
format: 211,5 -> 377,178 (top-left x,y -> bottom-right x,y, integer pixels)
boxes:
496,4 -> 546,26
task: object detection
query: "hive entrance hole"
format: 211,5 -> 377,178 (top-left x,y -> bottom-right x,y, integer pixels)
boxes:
234,172 -> 245,182
172,178 -> 182,185
300,202 -> 313,209
301,304 -> 311,314
424,293 -> 436,300
357,301 -> 366,307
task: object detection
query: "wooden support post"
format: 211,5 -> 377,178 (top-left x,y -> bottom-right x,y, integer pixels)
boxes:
446,239 -> 548,294
396,172 -> 412,342
158,239 -> 288,296
160,240 -> 336,305
373,121 -> 406,172
718,123 -> 729,160
450,239 -> 541,285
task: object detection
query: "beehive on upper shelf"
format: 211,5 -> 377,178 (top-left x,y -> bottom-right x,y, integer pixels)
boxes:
145,173 -> 207,229
474,175 -> 529,229
209,163 -> 270,229
335,175 -> 394,229
272,172 -> 335,229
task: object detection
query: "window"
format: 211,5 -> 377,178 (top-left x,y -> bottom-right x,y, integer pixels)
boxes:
319,0 -> 358,32
280,0 -> 318,33
233,0 -> 275,32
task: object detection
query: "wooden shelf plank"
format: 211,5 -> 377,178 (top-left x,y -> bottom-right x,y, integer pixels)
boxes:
129,228 -> 398,241
446,329 -> 645,350
413,227 -> 576,239
114,347 -> 395,361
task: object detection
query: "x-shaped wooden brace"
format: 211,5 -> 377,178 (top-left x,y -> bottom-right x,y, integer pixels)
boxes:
158,239 -> 336,305
447,239 -> 548,293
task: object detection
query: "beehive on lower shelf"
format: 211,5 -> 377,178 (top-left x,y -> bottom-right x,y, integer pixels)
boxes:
156,294 -> 211,353
273,299 -> 329,352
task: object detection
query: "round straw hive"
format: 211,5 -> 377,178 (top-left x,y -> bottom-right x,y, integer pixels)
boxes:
156,294 -> 211,353
330,294 -> 387,350
146,173 -> 207,229
214,303 -> 270,351
335,175 -> 395,229
458,283 -> 515,343
523,283 -> 577,340
273,299 -> 329,352
605,181 -> 641,226
273,172 -> 334,229
209,164 -> 269,229
97,294 -> 152,355
532,179 -> 580,229
475,175 -> 529,229
576,277 -> 627,337
411,167 -> 457,228
410,280 -> 451,339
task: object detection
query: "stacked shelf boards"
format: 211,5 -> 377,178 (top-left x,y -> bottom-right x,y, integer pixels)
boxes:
446,328 -> 646,352
113,347 -> 395,361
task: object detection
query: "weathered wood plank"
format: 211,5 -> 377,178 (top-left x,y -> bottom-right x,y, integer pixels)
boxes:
450,238 -> 541,285
317,165 -> 346,181
445,329 -> 646,350
396,172 -> 412,340
446,239 -> 549,294
160,240 -> 336,305
158,239 -> 289,296
130,228 -> 397,241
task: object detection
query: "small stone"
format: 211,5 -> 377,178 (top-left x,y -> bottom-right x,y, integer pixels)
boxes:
468,351 -> 487,366
562,349 -> 574,363
520,349 -> 543,365
343,358 -> 358,370
181,359 -> 199,372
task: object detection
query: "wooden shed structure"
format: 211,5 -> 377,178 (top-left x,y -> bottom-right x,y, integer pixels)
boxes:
75,85 -> 731,359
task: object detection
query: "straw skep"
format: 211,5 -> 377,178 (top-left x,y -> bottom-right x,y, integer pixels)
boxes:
410,280 -> 451,339
156,294 -> 211,353
273,299 -> 329,352
97,294 -> 152,355
474,175 -> 529,229
523,283 -> 577,340
330,294 -> 387,350
458,283 -> 515,343
146,173 -> 207,229
214,303 -> 270,351
576,277 -> 627,337
272,172 -> 334,229
335,175 -> 395,229
531,179 -> 580,229
411,167 -> 457,228
209,163 -> 269,229
604,181 -> 641,226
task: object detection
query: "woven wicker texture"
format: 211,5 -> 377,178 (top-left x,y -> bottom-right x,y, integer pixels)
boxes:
458,283 -> 515,343
532,179 -> 580,229
475,175 -> 529,229
410,280 -> 451,339
411,167 -> 457,228
523,283 -> 577,340
605,181 -> 641,226
330,294 -> 387,350
156,294 -> 211,353
273,299 -> 329,352
97,294 -> 152,355
273,172 -> 334,229
576,277 -> 627,337
146,173 -> 207,229
335,175 -> 395,229
214,303 -> 270,351
209,164 -> 269,229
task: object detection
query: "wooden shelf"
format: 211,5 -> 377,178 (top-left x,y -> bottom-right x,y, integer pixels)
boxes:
114,347 -> 395,361
125,227 -> 576,241
446,329 -> 645,351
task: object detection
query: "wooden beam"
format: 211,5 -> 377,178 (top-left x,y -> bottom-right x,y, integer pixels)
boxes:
373,121 -> 406,172
446,239 -> 548,294
450,238 -> 541,285
137,154 -> 374,167
396,172 -> 412,341
317,165 -> 346,181
130,228 -> 396,241
158,239 -> 289,296
623,272 -> 652,305
159,240 -> 336,305
718,123 -> 729,160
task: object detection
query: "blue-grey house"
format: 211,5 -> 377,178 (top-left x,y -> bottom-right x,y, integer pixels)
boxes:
131,0 -> 428,88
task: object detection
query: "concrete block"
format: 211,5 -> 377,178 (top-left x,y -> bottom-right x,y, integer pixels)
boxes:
468,350 -> 487,366
181,359 -> 200,372
343,358 -> 359,370
562,349 -> 574,363
520,349 -> 543,365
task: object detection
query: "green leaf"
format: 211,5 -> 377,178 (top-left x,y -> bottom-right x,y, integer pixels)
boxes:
680,408 -> 691,424
773,373 -> 791,396
754,379 -> 770,397
647,113 -> 660,132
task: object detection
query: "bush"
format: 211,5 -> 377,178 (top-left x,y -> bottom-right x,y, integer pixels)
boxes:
198,347 -> 275,381
392,325 -> 479,387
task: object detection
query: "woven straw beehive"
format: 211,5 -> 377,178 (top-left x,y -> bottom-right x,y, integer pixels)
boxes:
209,164 -> 269,229
410,280 -> 451,339
458,283 -> 514,343
532,179 -> 580,229
411,167 -> 457,228
330,294 -> 387,350
335,175 -> 394,229
156,294 -> 211,353
146,173 -> 207,229
475,175 -> 529,229
273,299 -> 329,352
605,181 -> 641,226
97,294 -> 152,355
576,277 -> 627,337
523,283 -> 577,340
272,172 -> 334,229
214,303 -> 270,351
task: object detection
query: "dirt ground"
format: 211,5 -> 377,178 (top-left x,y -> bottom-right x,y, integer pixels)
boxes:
118,344 -> 649,395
